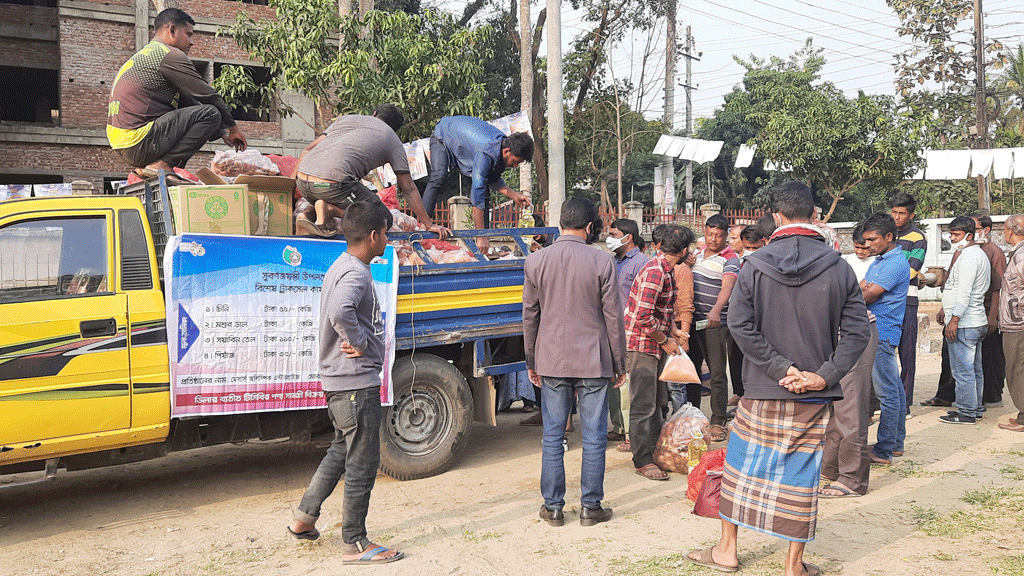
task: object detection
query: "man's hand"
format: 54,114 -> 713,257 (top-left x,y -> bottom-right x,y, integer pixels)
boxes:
476,236 -> 492,254
660,338 -> 681,357
508,190 -> 531,209
428,223 -> 451,240
528,369 -> 541,388
944,316 -> 959,342
707,308 -> 722,328
614,373 -> 628,388
779,366 -> 827,393
223,126 -> 247,152
684,253 -> 696,267
672,327 -> 689,352
339,341 -> 364,358
936,308 -> 945,325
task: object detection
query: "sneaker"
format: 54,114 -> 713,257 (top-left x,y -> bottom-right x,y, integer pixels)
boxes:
939,412 -> 976,424
906,411 -> 915,420
947,410 -> 981,420
579,505 -> 613,526
539,505 -> 564,527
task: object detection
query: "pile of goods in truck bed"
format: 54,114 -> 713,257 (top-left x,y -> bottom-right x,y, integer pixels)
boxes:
390,238 -> 479,266
212,149 -> 281,177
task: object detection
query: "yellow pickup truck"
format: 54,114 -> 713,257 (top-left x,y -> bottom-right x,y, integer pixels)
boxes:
1,191 -> 548,486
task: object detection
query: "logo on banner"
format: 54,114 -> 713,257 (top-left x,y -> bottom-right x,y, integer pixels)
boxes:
283,246 -> 302,267
177,304 -> 200,361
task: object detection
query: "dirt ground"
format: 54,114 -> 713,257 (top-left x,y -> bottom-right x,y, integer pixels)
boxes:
2,314 -> 1024,576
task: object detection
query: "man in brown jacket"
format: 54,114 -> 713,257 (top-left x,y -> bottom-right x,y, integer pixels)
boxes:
523,197 -> 627,527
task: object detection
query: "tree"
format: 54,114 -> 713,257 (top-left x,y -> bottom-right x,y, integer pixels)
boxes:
738,43 -> 928,221
219,2 -> 494,136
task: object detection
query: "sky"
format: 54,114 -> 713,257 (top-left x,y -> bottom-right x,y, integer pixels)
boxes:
440,0 -> 1024,129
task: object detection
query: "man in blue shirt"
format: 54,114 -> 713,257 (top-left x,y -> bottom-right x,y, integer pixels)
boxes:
860,213 -> 910,465
421,116 -> 533,251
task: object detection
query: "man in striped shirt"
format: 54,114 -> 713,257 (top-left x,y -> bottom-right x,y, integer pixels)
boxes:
691,214 -> 741,442
890,193 -> 926,410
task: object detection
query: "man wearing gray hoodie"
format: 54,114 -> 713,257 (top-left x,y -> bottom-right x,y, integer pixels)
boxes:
686,181 -> 869,576
287,202 -> 404,565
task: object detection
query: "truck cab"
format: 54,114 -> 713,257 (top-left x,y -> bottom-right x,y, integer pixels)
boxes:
0,197 -> 170,472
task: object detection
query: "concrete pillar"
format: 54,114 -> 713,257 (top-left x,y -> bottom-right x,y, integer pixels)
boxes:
71,180 -> 94,196
447,195 -> 472,230
700,203 -> 721,224
623,201 -> 644,227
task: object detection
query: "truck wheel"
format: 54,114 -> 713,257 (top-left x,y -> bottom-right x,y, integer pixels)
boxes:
379,354 -> 473,480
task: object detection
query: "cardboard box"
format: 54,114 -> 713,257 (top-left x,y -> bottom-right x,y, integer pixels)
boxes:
235,175 -> 295,237
196,171 -> 295,237
0,184 -> 32,202
168,185 -> 250,235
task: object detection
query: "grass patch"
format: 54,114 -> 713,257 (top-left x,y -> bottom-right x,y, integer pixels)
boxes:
461,529 -> 506,542
961,487 -> 1023,509
1000,465 -> 1024,481
907,505 -> 993,537
992,554 -> 1024,574
608,553 -> 696,576
889,459 -> 948,478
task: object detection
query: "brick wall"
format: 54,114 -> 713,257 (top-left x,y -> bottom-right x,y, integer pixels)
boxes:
2,5 -> 59,69
0,38 -> 60,70
236,119 -> 280,140
0,142 -> 128,189
179,0 -> 276,25
59,17 -> 135,129
188,30 -> 253,62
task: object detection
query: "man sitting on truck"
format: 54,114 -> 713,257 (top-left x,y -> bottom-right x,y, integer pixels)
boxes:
294,104 -> 450,240
287,201 -> 403,565
420,115 -> 533,252
106,8 -> 247,183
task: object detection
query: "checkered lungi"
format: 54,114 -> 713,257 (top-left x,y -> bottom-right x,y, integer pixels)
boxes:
720,397 -> 831,542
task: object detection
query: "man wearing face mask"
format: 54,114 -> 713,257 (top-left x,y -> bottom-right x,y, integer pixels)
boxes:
605,219 -> 649,445
625,225 -> 688,481
524,197 -> 624,526
968,213 -> 1007,410
937,217 -> 991,424
997,215 -> 1024,432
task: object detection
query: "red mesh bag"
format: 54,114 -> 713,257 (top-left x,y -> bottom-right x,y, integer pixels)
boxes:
687,448 -> 726,502
125,167 -> 198,185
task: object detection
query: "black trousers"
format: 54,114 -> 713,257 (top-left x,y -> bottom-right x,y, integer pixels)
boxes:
117,104 -> 223,169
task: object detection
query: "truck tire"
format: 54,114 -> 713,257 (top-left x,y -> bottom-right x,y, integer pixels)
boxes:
379,354 -> 474,480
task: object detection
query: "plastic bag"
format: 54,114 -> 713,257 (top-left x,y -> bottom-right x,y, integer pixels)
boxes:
389,209 -> 419,232
654,403 -> 711,473
692,470 -> 722,518
687,448 -> 726,502
211,149 -> 280,177
659,354 -> 701,384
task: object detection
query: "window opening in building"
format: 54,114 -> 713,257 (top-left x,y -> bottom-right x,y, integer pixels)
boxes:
0,66 -> 59,124
213,63 -> 274,122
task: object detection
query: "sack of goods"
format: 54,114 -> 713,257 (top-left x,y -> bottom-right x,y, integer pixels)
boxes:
212,149 -> 281,177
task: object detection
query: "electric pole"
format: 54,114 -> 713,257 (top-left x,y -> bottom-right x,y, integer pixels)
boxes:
519,0 -> 533,202
683,26 -> 695,207
547,0 -> 565,227
975,0 -> 990,211
663,0 -> 676,214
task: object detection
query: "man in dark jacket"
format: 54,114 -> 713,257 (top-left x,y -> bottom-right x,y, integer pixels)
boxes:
686,181 -> 869,576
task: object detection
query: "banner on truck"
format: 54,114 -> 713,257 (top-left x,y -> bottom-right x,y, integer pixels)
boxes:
164,234 -> 398,417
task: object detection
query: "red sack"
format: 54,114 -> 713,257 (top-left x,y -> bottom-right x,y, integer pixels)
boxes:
692,470 -> 722,518
125,166 -> 198,185
687,448 -> 726,502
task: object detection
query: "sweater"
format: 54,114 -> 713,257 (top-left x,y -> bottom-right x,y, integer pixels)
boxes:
318,252 -> 385,392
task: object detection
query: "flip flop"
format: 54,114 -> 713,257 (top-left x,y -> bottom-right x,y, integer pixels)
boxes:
802,561 -> 822,576
709,424 -> 728,442
286,526 -> 320,541
635,463 -> 670,481
685,546 -> 738,573
819,483 -> 861,498
342,545 -> 404,565
615,440 -> 631,452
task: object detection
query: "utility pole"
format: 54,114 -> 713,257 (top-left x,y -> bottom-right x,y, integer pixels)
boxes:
975,0 -> 990,211
662,0 -> 676,214
683,26 -> 696,207
547,0 -> 565,227
519,0 -> 533,202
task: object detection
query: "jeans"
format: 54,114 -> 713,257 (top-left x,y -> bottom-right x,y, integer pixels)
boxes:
295,387 -> 382,546
666,382 -> 689,414
627,351 -> 661,469
872,342 -> 905,460
540,376 -> 609,510
117,104 -> 223,169
950,326 -> 988,418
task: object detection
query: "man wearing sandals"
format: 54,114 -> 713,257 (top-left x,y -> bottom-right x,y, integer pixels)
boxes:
107,9 -> 247,181
624,225 -> 689,481
998,215 -> 1024,433
687,181 -> 869,576
287,203 -> 403,564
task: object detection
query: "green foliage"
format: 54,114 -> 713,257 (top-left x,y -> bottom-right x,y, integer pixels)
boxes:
220,3 -> 494,137
211,65 -> 274,118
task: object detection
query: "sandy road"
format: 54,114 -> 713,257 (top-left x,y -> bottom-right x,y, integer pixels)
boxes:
2,341 -> 1023,576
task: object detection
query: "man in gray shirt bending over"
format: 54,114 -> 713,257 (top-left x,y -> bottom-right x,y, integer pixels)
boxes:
287,202 -> 403,565
295,104 -> 449,239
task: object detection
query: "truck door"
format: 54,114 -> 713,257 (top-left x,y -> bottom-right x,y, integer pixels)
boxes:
0,210 -> 131,455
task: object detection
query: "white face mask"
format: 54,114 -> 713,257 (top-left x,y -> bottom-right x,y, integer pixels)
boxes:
606,235 -> 627,251
952,237 -> 970,251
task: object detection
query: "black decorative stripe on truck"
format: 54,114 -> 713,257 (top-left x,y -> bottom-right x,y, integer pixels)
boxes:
133,382 -> 170,394
0,383 -> 130,401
